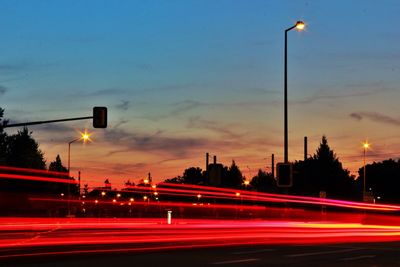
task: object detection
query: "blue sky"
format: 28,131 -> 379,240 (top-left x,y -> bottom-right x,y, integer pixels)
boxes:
1,0 -> 400,187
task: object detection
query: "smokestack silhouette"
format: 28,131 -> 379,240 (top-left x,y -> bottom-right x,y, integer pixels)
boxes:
213,155 -> 217,164
206,152 -> 209,171
304,136 -> 308,161
271,154 -> 275,178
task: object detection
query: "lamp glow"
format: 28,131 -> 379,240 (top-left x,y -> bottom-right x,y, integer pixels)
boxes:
295,21 -> 305,30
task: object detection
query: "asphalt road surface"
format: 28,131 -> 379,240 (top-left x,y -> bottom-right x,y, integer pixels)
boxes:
4,242 -> 400,267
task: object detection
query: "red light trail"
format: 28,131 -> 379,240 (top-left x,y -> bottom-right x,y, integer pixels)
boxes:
2,216 -> 400,260
4,166 -> 400,260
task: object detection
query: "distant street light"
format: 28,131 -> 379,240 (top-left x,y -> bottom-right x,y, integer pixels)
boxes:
66,130 -> 91,217
68,130 -> 91,176
284,20 -> 305,163
363,141 -> 370,199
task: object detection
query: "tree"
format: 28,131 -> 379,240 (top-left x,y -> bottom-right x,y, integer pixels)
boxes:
6,127 -> 46,169
357,159 -> 400,203
83,183 -> 89,195
104,179 -> 111,188
0,108 -> 8,165
251,169 -> 278,193
183,167 -> 203,184
164,176 -> 184,184
292,136 -> 356,199
221,160 -> 244,188
125,179 -> 134,187
48,155 -> 68,172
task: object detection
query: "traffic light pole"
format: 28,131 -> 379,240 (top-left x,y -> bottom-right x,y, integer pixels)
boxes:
3,106 -> 107,129
3,116 -> 93,128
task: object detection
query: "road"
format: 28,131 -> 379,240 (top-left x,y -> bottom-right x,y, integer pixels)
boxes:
4,242 -> 400,266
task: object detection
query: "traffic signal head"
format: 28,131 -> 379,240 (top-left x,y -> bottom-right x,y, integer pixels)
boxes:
277,163 -> 293,187
93,107 -> 107,128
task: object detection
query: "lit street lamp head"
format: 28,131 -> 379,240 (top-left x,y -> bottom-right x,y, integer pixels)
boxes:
295,21 -> 305,31
80,130 -> 92,143
363,142 -> 370,150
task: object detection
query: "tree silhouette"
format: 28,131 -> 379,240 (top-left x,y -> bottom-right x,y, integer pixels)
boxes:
83,183 -> 89,195
6,127 -> 46,170
48,154 -> 68,172
164,176 -> 184,184
251,169 -> 278,193
358,159 -> 400,203
221,160 -> 244,188
292,136 -> 356,199
0,108 -> 8,165
124,179 -> 135,187
183,167 -> 203,184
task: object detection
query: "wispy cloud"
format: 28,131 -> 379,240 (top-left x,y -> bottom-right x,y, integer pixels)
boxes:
0,61 -> 29,73
293,88 -> 387,105
82,88 -> 127,97
104,127 -> 209,157
187,116 -> 244,139
171,100 -> 206,116
349,112 -> 400,126
116,100 -> 130,111
0,85 -> 7,96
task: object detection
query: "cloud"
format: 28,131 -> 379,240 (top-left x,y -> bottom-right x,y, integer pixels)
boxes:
104,128 -> 210,157
0,86 -> 7,96
243,88 -> 280,95
83,88 -> 127,97
0,61 -> 29,73
171,100 -> 206,116
349,112 -> 400,126
349,113 -> 363,121
80,83 -> 203,100
187,116 -> 244,139
116,100 -> 130,111
294,88 -> 387,105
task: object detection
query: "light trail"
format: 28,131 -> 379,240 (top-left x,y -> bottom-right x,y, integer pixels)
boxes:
0,173 -> 76,185
1,167 -> 399,212
0,166 -> 75,184
2,217 -> 400,260
157,182 -> 400,211
29,197 -> 268,211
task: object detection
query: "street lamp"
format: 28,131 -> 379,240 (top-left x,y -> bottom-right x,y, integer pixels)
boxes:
284,20 -> 305,163
68,130 -> 91,176
66,130 -> 91,217
363,141 -> 370,198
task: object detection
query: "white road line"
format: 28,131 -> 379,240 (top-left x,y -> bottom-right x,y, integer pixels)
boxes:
211,258 -> 260,265
286,248 -> 360,258
340,255 -> 376,261
231,248 -> 275,255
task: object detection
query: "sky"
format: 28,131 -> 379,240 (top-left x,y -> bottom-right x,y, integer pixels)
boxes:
1,0 -> 400,188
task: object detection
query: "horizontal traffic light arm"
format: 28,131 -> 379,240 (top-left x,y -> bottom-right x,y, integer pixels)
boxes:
3,116 -> 93,128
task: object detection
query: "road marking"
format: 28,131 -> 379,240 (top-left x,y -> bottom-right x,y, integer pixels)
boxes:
340,255 -> 376,261
211,258 -> 260,265
231,248 -> 275,255
286,248 -> 360,258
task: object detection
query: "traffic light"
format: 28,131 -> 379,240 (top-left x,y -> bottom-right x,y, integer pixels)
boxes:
93,107 -> 107,128
277,163 -> 293,187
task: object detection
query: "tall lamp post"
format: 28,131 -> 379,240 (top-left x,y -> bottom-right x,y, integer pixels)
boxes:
363,141 -> 370,198
66,130 -> 91,216
284,21 -> 305,163
68,131 -> 91,176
